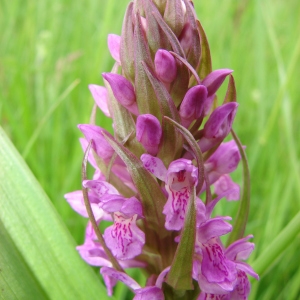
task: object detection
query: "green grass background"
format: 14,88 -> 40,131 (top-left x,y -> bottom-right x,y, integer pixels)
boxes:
1,0 -> 300,299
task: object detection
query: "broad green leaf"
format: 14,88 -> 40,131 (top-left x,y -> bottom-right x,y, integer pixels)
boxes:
251,210 -> 300,278
0,219 -> 48,299
0,127 -> 111,300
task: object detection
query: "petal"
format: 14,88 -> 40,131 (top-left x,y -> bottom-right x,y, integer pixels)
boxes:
179,85 -> 208,128
120,197 -> 144,218
88,84 -> 111,117
166,158 -> 198,190
83,179 -> 119,197
64,190 -> 104,220
202,69 -> 233,97
76,223 -> 112,267
198,272 -> 233,295
104,214 -> 145,260
214,175 -> 240,201
99,194 -> 125,213
136,114 -> 162,156
235,262 -> 259,280
134,286 -> 164,300
78,124 -> 115,162
163,185 -> 190,230
197,217 -> 232,243
140,154 -> 167,181
107,34 -> 121,63
201,242 -> 237,284
155,266 -> 171,288
100,267 -> 141,290
207,141 -> 241,175
154,49 -> 177,83
102,273 -> 118,297
230,270 -> 251,300
225,235 -> 255,261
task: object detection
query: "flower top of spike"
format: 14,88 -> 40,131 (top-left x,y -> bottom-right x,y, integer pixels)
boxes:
65,0 -> 258,299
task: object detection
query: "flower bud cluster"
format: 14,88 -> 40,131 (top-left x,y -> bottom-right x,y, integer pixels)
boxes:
65,0 -> 258,299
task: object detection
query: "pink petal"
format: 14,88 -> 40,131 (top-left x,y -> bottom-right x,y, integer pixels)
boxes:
107,34 -> 121,63
140,154 -> 167,181
88,84 -> 111,117
100,267 -> 141,290
104,213 -> 145,260
214,175 -> 240,201
197,217 -> 232,243
225,235 -> 255,261
134,286 -> 164,300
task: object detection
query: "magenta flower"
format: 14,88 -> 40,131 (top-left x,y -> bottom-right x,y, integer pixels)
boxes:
65,0 -> 257,298
136,114 -> 162,156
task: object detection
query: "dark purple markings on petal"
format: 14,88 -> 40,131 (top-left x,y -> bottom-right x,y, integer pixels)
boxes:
231,270 -> 250,299
202,243 -> 236,283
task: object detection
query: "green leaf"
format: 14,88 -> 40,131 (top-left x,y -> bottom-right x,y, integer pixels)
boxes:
197,20 -> 212,80
134,12 -> 160,117
0,127 -> 111,300
223,75 -> 237,104
226,129 -> 250,246
251,210 -> 300,278
164,0 -> 185,37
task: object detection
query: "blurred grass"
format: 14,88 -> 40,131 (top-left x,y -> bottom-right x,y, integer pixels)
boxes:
1,0 -> 300,299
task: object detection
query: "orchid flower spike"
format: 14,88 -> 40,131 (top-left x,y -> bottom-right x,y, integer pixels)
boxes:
65,0 -> 257,299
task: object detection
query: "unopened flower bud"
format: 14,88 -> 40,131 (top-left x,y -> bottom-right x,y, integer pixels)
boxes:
202,69 -> 233,97
136,114 -> 162,156
88,85 -> 110,117
102,73 -> 139,115
178,23 -> 193,56
154,49 -> 177,83
179,85 -> 208,128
